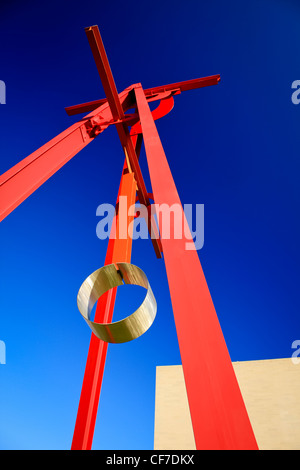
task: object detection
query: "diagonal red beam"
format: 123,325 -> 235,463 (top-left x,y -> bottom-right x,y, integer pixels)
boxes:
0,87 -> 132,223
85,26 -> 125,121
134,84 -> 258,450
85,25 -> 162,258
84,26 -> 147,204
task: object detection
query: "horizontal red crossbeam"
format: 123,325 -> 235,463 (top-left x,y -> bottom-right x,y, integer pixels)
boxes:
65,75 -> 220,116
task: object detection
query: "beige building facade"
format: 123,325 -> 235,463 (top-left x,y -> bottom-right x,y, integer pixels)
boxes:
154,358 -> 300,450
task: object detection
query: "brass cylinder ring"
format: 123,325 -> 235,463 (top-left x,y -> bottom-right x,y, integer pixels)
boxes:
77,263 -> 157,343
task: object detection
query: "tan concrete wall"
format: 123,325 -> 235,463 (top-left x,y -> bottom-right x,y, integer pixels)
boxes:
154,365 -> 196,450
154,359 -> 300,450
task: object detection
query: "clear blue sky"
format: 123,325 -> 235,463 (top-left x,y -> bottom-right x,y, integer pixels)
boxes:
0,0 -> 300,450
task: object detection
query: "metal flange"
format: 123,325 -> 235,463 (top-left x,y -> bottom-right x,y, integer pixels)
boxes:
77,263 -> 157,343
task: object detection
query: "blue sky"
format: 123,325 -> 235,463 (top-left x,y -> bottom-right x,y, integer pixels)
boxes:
0,0 -> 300,450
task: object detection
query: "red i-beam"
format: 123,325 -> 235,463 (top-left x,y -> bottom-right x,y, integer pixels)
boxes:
0,25 -> 258,450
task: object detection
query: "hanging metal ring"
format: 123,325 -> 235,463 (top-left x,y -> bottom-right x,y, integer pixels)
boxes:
77,263 -> 157,343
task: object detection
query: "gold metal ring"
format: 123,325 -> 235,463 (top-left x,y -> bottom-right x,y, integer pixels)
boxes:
77,263 -> 157,343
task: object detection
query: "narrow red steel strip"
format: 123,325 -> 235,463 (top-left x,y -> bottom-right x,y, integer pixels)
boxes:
134,85 -> 258,450
71,161 -> 137,450
115,122 -> 162,259
148,75 -> 220,94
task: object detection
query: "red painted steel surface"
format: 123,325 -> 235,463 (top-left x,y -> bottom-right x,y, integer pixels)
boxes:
1,22 -> 252,450
130,93 -> 176,137
0,81 -> 161,257
65,75 -> 220,116
71,162 -> 137,450
134,85 -> 258,450
0,88 -> 130,223
83,26 -> 162,259
85,26 -> 125,121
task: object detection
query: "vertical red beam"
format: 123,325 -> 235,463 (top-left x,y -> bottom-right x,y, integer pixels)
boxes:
134,85 -> 258,450
71,161 -> 137,450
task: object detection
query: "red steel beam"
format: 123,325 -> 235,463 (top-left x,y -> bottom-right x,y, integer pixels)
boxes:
134,84 -> 258,450
85,26 -> 125,121
0,88 -> 131,223
65,98 -> 107,117
0,79 -> 161,259
84,25 -> 162,258
84,26 -> 145,199
1,23 -> 227,450
71,160 -> 137,450
65,75 -> 220,116
143,75 -> 220,96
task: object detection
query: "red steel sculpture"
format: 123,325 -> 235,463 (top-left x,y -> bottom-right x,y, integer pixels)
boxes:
0,26 -> 258,450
